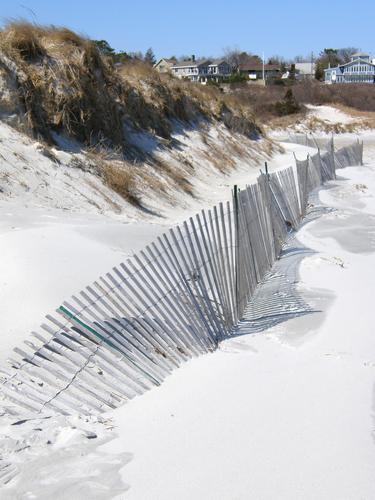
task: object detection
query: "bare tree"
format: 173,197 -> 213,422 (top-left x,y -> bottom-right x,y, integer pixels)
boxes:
223,47 -> 260,70
268,55 -> 286,65
128,51 -> 144,61
177,54 -> 196,62
223,47 -> 242,70
337,47 -> 361,63
316,48 -> 341,69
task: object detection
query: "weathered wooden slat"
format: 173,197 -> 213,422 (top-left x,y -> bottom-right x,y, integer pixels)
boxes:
182,219 -> 224,341
84,282 -> 176,373
190,215 -> 227,339
33,328 -> 135,402
141,243 -> 209,354
209,207 -> 233,327
174,223 -> 219,344
122,244 -> 212,351
99,272 -> 191,362
219,202 -> 236,326
201,209 -> 232,328
147,238 -> 211,352
20,334 -> 117,412
166,227 -> 217,347
45,315 -> 151,392
58,301 -> 164,386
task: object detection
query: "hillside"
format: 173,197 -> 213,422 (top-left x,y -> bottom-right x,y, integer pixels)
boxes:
0,22 -> 276,217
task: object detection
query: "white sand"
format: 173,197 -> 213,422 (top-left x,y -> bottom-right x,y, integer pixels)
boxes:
1,118 -> 375,498
305,104 -> 359,124
99,151 -> 375,500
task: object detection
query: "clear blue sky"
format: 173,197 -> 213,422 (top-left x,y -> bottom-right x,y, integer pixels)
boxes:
0,0 -> 373,60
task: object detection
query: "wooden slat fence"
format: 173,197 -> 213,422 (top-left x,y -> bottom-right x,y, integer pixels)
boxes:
284,133 -> 335,151
0,137 -> 364,417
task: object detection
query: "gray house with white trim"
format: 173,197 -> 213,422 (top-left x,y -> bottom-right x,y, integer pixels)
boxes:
171,57 -> 231,83
325,53 -> 375,84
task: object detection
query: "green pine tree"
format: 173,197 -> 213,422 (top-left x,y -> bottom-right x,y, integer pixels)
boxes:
144,47 -> 156,65
315,63 -> 324,81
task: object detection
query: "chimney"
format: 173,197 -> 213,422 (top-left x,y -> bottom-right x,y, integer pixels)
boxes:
191,54 -> 195,62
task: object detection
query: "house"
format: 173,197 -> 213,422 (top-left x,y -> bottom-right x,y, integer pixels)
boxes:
153,58 -> 177,73
325,53 -> 375,84
239,61 -> 281,81
171,56 -> 231,83
295,61 -> 316,79
204,59 -> 232,83
171,57 -> 209,82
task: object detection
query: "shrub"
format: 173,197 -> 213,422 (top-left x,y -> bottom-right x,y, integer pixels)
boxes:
293,80 -> 375,112
275,89 -> 300,116
224,72 -> 248,84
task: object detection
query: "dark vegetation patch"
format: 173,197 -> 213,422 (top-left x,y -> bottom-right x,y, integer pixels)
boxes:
0,21 -> 262,152
292,80 -> 375,112
227,79 -> 375,123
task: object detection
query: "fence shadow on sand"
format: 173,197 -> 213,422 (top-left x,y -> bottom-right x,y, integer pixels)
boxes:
0,136 -> 364,419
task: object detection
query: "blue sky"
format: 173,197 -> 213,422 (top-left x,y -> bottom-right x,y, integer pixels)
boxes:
0,0 -> 373,60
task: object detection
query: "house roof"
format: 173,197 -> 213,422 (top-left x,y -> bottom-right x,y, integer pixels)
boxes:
239,63 -> 281,72
154,58 -> 177,67
209,58 -> 229,66
351,52 -> 369,58
324,57 -> 375,72
172,59 -> 213,68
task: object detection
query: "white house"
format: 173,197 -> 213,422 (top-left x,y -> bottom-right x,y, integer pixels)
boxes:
153,58 -> 177,73
295,62 -> 316,79
325,53 -> 375,84
239,61 -> 281,81
171,57 -> 231,83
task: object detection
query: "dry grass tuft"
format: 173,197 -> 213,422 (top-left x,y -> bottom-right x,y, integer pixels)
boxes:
268,111 -> 307,130
304,116 -> 364,134
119,60 -> 161,82
0,21 -> 122,145
102,162 -> 141,206
46,26 -> 87,47
153,156 -> 195,196
0,21 -> 46,60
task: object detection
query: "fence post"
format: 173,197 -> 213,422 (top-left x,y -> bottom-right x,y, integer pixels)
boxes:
233,184 -> 240,323
330,136 -> 336,178
263,161 -> 278,261
265,161 -> 270,180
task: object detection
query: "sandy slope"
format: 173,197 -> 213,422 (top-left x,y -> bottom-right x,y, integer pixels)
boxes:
98,147 -> 375,500
305,104 -> 359,124
0,120 -> 309,363
1,108 -> 375,498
